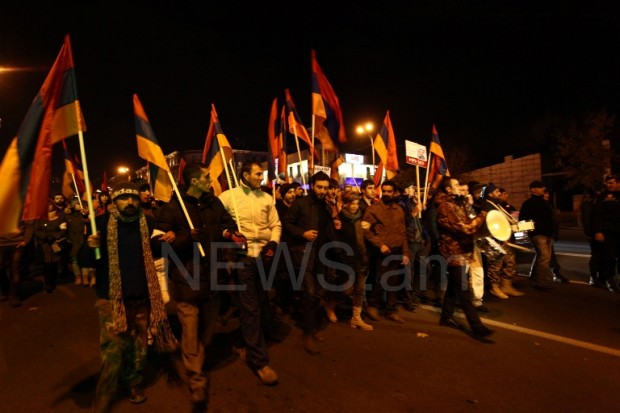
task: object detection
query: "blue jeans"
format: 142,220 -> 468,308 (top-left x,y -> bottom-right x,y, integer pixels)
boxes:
530,235 -> 554,287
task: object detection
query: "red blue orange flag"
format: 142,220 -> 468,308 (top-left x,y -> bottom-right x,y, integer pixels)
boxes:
311,50 -> 346,153
202,104 -> 234,196
133,94 -> 173,202
372,111 -> 399,179
0,35 -> 86,236
101,171 -> 109,192
284,88 -> 317,161
427,124 -> 450,188
61,140 -> 85,199
267,98 -> 288,182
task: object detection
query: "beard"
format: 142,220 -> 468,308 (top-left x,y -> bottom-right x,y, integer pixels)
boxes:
121,205 -> 139,217
382,195 -> 394,204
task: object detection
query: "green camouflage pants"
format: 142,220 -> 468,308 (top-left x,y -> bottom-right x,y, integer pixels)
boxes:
485,243 -> 517,283
94,298 -> 150,402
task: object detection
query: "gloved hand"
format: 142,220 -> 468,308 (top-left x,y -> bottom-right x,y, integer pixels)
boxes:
190,229 -> 202,243
260,241 -> 278,264
225,230 -> 247,250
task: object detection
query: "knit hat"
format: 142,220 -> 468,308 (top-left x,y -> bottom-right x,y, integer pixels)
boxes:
111,181 -> 140,201
279,183 -> 294,197
486,182 -> 499,194
529,180 -> 545,189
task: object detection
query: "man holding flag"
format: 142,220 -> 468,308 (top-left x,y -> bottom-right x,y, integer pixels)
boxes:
218,161 -> 281,385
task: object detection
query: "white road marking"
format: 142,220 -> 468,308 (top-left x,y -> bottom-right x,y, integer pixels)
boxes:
555,252 -> 591,258
481,318 -> 620,357
421,304 -> 620,357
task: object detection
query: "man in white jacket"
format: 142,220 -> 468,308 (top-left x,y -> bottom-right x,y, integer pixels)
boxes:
218,161 -> 282,386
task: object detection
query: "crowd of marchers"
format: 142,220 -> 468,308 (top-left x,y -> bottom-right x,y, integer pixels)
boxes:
2,161 -> 618,413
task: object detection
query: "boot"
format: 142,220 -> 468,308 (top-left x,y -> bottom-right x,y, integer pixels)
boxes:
323,299 -> 338,323
490,283 -> 509,299
73,263 -> 82,285
364,306 -> 380,321
88,269 -> 97,288
500,278 -> 524,297
302,333 -> 321,355
350,306 -> 373,331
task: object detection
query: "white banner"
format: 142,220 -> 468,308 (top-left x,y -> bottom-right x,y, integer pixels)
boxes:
405,140 -> 428,167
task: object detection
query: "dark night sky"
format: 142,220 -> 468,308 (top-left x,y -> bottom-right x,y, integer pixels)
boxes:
1,0 -> 619,182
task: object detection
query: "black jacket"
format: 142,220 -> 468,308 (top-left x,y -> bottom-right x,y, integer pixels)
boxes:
518,194 -> 554,238
156,192 -> 237,302
592,190 -> 620,234
282,191 -> 337,270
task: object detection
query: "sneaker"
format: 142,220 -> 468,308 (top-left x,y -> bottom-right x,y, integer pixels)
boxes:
232,346 -> 247,362
475,305 -> 490,313
386,313 -> 405,324
256,365 -> 279,386
439,318 -> 464,330
402,303 -> 418,312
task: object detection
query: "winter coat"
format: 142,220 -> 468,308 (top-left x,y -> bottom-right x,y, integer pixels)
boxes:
434,191 -> 487,266
156,192 -> 237,302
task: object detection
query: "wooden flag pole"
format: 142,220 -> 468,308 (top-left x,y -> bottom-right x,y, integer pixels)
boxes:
166,170 -> 205,257
220,146 -> 242,232
422,151 -> 434,206
70,173 -> 83,209
415,165 -> 422,218
77,131 -> 100,260
293,133 -> 308,195
228,158 -> 239,188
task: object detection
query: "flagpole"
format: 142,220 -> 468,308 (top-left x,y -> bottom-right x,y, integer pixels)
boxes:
292,134 -> 307,195
308,114 -> 314,171
77,131 -> 100,260
422,151 -> 433,206
415,165 -> 422,218
166,170 -> 205,257
70,173 -> 83,209
220,146 -> 243,232
228,159 -> 239,188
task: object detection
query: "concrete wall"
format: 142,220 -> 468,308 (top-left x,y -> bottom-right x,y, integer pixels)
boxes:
460,153 -> 541,211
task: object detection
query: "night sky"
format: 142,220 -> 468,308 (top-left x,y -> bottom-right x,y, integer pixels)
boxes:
1,1 -> 619,182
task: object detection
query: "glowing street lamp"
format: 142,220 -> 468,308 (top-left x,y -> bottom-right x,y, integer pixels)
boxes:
356,122 -> 375,169
117,166 -> 130,181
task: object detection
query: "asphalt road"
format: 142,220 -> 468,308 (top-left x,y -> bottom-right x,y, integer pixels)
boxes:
1,227 -> 619,413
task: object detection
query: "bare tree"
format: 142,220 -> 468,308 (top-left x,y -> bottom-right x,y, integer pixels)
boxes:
553,109 -> 615,190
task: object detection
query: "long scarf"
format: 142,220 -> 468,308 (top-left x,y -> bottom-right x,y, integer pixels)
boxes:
107,211 -> 178,353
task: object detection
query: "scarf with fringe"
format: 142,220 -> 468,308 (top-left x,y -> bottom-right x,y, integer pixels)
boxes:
107,210 -> 178,353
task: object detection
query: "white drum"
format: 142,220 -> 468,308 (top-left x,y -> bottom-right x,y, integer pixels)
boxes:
511,220 -> 535,232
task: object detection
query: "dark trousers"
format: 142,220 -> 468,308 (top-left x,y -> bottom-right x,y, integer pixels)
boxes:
300,257 -> 327,335
0,245 -> 25,298
440,265 -> 485,333
369,249 -> 407,314
589,239 -> 604,282
600,231 -> 620,284
235,255 -> 271,369
43,262 -> 58,292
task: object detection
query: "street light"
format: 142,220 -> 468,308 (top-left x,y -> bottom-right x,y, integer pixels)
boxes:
117,166 -> 130,181
356,122 -> 375,170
